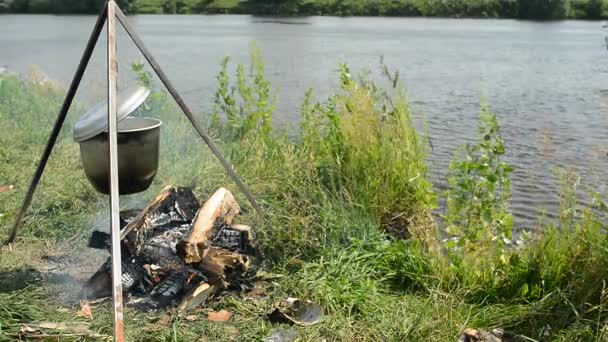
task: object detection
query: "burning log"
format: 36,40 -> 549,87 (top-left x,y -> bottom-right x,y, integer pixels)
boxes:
198,247 -> 251,288
122,186 -> 200,254
177,188 -> 240,264
83,186 -> 255,312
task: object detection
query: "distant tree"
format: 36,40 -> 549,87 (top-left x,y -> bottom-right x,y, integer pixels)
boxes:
497,0 -> 519,17
0,0 -> 14,13
162,0 -> 176,13
579,0 -> 606,19
116,0 -> 135,12
28,0 -> 51,12
8,0 -> 29,12
517,0 -> 567,19
243,0 -> 299,14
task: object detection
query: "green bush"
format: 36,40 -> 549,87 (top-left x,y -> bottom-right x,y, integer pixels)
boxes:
569,0 -> 608,18
444,107 -> 513,248
517,0 -> 568,19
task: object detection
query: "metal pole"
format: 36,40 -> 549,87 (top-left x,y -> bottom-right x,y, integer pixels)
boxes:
114,7 -> 262,215
106,1 -> 125,341
4,4 -> 107,245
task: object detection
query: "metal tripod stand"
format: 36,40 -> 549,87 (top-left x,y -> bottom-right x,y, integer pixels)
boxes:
4,1 -> 261,340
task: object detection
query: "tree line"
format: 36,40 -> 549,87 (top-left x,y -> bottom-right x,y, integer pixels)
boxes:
1,0 -> 607,19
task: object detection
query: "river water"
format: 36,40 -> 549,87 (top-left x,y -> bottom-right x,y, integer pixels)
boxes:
1,15 -> 607,229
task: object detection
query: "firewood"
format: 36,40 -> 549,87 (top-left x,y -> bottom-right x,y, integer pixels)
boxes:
212,224 -> 255,254
197,247 -> 251,288
177,188 -> 240,264
121,186 -> 200,254
229,224 -> 253,238
177,282 -> 216,312
229,224 -> 255,253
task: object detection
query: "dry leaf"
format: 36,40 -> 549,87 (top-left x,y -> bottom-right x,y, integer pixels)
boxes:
0,185 -> 14,193
159,314 -> 172,326
76,300 -> 93,320
207,310 -> 232,322
20,325 -> 39,334
184,315 -> 198,322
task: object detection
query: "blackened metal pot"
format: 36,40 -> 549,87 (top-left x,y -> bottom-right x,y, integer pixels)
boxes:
78,117 -> 162,195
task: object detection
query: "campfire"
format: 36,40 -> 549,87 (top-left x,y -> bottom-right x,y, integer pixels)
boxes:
83,186 -> 255,312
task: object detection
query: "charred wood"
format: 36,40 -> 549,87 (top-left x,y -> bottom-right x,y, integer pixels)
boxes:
197,247 -> 251,288
83,186 -> 256,311
212,224 -> 255,255
177,282 -> 216,313
177,188 -> 240,264
122,186 -> 200,254
150,268 -> 189,307
83,256 -> 147,299
139,244 -> 185,271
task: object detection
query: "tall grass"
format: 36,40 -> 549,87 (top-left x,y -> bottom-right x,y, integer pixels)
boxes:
299,63 -> 436,239
2,48 -> 608,340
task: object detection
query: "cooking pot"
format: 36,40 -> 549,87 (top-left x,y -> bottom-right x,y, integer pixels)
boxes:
78,117 -> 162,195
74,86 -> 162,195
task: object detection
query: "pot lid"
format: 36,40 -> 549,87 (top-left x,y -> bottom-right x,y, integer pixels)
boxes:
73,85 -> 151,142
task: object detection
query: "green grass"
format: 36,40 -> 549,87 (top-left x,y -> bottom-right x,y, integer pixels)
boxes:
2,51 -> 608,341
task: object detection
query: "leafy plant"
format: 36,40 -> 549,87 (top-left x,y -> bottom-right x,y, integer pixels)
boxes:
211,43 -> 276,142
444,106 -> 513,249
131,60 -> 153,89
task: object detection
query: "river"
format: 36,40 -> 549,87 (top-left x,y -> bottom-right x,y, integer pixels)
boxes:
1,14 -> 607,230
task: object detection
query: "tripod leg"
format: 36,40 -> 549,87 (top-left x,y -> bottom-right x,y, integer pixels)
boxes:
4,4 -> 108,245
106,1 -> 125,341
115,7 -> 262,215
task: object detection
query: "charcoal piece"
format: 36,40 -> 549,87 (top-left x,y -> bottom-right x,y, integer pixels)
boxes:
139,244 -> 185,270
116,257 -> 146,289
150,269 -> 189,307
87,231 -> 111,250
212,224 -> 255,255
170,187 -> 200,222
212,227 -> 244,252
83,257 -> 146,299
144,187 -> 200,225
